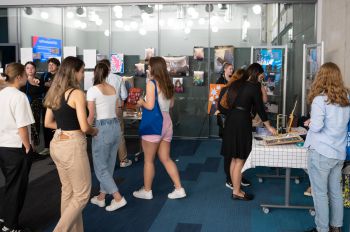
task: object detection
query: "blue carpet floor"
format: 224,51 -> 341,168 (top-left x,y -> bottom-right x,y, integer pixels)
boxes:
44,139 -> 350,232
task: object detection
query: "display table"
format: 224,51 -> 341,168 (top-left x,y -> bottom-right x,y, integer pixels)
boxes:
123,111 -> 143,162
242,138 -> 314,214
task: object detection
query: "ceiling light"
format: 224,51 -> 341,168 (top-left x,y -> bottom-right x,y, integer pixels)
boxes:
124,25 -> 131,31
218,4 -> 227,10
184,28 -> 191,34
130,21 -> 138,30
252,5 -> 262,15
205,4 -> 213,13
113,6 -> 123,13
115,20 -> 124,28
96,19 -> 103,26
67,11 -> 74,19
191,11 -> 199,19
177,5 -> 185,19
187,7 -> 195,15
212,26 -> 219,33
115,11 -> 123,19
139,28 -> 147,35
104,30 -> 110,37
198,18 -> 205,25
24,7 -> 33,15
76,6 -> 85,16
40,12 -> 49,19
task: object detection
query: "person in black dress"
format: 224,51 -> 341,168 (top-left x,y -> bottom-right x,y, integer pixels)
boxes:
221,63 -> 276,201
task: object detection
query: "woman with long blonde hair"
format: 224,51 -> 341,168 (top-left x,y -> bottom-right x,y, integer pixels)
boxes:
44,56 -> 98,232
304,62 -> 350,232
133,57 -> 186,200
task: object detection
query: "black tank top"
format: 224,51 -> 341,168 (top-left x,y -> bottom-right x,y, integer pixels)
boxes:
53,89 -> 81,130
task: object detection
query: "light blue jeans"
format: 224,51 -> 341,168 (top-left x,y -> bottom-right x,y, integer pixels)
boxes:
308,149 -> 344,232
92,118 -> 121,195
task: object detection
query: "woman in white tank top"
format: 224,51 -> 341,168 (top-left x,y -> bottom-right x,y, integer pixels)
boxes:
87,63 -> 127,211
133,57 -> 186,200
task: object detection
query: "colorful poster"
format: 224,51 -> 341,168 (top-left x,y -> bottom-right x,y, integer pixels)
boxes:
32,36 -> 62,61
110,53 -> 124,74
193,71 -> 204,86
208,84 -> 225,114
126,87 -> 143,110
214,46 -> 234,73
173,77 -> 184,93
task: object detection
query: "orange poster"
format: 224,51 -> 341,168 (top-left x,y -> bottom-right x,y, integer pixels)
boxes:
208,84 -> 225,114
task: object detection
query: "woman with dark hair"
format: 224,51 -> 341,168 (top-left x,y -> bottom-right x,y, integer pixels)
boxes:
22,61 -> 45,153
304,63 -> 350,232
221,63 -> 276,201
133,57 -> 186,200
87,63 -> 127,211
44,56 -> 98,232
0,63 -> 34,232
247,63 -> 268,103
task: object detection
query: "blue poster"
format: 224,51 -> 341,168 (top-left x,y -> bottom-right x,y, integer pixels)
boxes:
32,36 -> 62,61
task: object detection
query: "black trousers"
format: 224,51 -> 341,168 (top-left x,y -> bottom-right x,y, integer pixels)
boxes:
0,147 -> 32,229
224,156 -> 231,182
42,107 -> 54,148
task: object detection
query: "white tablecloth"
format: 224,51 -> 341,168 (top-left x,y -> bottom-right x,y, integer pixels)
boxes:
242,138 -> 308,172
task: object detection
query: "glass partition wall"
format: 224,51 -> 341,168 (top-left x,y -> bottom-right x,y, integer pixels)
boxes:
7,3 -> 316,138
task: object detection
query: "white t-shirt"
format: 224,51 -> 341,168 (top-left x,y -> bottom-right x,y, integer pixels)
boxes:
0,87 -> 35,148
86,86 -> 117,120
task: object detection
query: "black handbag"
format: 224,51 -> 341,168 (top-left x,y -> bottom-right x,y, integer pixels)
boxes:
217,113 -> 226,128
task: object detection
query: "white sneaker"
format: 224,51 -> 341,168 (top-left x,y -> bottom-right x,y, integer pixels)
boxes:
120,159 -> 132,168
105,197 -> 127,211
168,187 -> 186,199
39,148 -> 50,155
90,196 -> 106,207
133,187 -> 153,200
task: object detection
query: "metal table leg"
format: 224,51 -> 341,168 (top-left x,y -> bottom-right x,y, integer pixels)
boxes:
257,168 -> 301,184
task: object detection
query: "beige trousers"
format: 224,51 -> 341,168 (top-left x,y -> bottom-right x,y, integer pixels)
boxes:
116,108 -> 128,162
50,130 -> 91,232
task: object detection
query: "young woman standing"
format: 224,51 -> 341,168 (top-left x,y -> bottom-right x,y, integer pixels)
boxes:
0,63 -> 34,232
304,62 -> 350,232
44,56 -> 98,232
133,57 -> 186,200
87,63 -> 127,211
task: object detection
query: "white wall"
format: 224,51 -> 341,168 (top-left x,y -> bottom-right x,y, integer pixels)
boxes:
317,0 -> 350,86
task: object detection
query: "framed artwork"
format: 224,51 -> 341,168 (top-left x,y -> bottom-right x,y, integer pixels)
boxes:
163,56 -> 189,77
207,84 -> 225,114
193,71 -> 204,86
134,63 -> 146,77
214,46 -> 234,73
110,53 -> 124,74
145,48 -> 155,61
193,47 -> 204,60
173,77 -> 184,93
126,87 -> 143,110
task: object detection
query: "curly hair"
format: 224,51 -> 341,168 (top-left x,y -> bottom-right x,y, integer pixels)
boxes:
308,62 -> 349,107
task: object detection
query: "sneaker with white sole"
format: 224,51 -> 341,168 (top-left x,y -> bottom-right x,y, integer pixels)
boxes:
225,181 -> 234,190
90,196 -> 106,207
120,159 -> 132,168
105,197 -> 127,211
133,187 -> 153,200
168,187 -> 186,199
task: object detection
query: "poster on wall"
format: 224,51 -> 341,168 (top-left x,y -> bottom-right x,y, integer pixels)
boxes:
135,63 -> 146,77
193,47 -> 204,60
208,84 -> 225,114
214,46 -> 234,73
126,87 -> 143,110
145,48 -> 155,61
32,36 -> 62,62
193,71 -> 204,86
20,48 -> 33,65
254,48 -> 283,96
163,56 -> 189,77
83,49 -> 97,69
110,53 -> 124,74
173,78 -> 184,93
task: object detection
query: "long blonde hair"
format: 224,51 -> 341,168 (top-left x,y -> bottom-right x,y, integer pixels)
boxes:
308,62 -> 349,107
44,56 -> 84,110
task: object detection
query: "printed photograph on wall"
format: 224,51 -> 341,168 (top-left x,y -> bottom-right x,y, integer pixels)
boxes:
214,46 -> 234,73
145,48 -> 155,61
163,56 -> 189,77
193,47 -> 204,60
173,77 -> 184,93
193,71 -> 204,86
134,63 -> 146,77
207,84 -> 225,114
110,53 -> 124,74
126,87 -> 143,110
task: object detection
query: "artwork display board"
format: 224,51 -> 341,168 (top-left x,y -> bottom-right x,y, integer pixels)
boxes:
214,46 -> 234,73
207,84 -> 225,114
32,36 -> 62,62
111,53 -> 124,74
302,42 -> 324,116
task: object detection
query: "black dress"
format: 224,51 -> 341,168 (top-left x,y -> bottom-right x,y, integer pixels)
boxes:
221,82 -> 267,159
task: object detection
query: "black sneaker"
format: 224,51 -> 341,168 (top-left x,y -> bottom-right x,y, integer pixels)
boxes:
241,177 -> 251,187
225,181 -> 233,190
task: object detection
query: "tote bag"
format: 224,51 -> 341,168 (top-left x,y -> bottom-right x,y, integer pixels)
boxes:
139,80 -> 163,136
